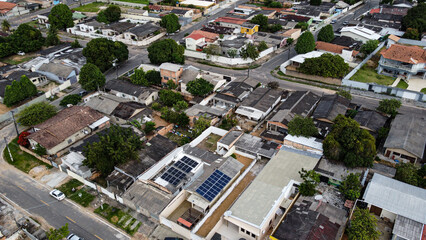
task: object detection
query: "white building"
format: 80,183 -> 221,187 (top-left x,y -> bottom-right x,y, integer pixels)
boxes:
340,26 -> 381,43
235,87 -> 282,121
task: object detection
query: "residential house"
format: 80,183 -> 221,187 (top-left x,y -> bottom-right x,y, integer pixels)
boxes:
185,30 -> 219,51
221,36 -> 251,57
0,2 -> 28,18
280,51 -> 325,74
122,23 -> 161,42
72,12 -> 87,24
340,26 -> 381,43
354,110 -> 388,135
258,9 -> 276,18
282,28 -> 301,40
312,94 -> 350,124
6,70 -> 47,86
159,62 -> 184,85
214,17 -> 247,29
201,24 -> 234,35
105,79 -> 159,105
171,8 -> 193,18
283,134 -> 323,154
101,22 -> 136,36
180,67 -> 227,95
363,173 -> 426,240
37,12 -> 49,25
254,32 -> 285,49
37,62 -> 77,84
240,22 -> 259,35
377,44 -> 426,80
315,41 -> 359,62
28,106 -> 110,155
235,87 -> 282,121
75,19 -> 105,32
185,104 -> 226,126
280,14 -> 312,24
222,148 -> 321,240
214,77 -> 258,106
61,151 -> 92,179
294,2 -> 335,20
384,114 -> 426,163
392,0 -> 413,8
331,36 -> 362,49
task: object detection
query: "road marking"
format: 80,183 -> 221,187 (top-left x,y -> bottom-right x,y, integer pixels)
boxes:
40,200 -> 49,206
66,216 -> 76,223
94,234 -> 103,240
17,185 -> 25,191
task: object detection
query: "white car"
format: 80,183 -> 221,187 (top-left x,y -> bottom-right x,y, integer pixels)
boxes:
49,189 -> 65,201
17,51 -> 25,56
67,234 -> 84,240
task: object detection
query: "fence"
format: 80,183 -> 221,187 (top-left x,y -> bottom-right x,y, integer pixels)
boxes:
184,47 -> 275,66
96,0 -> 147,7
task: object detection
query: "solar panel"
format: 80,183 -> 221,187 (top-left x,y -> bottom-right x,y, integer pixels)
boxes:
174,156 -> 198,173
181,156 -> 198,168
160,167 -> 186,186
196,170 -> 231,202
174,161 -> 193,173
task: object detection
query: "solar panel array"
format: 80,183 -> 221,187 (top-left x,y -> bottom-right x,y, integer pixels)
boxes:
160,167 -> 186,186
175,156 -> 198,173
196,170 -> 231,202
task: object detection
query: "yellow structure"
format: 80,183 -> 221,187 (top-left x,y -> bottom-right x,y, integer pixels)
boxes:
240,23 -> 259,35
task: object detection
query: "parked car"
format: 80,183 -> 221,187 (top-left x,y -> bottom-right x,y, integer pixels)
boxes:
78,90 -> 88,97
67,234 -> 84,240
17,51 -> 25,56
49,189 -> 65,201
331,20 -> 337,24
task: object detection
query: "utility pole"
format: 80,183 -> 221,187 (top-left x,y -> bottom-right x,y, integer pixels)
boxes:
4,137 -> 13,162
10,111 -> 19,137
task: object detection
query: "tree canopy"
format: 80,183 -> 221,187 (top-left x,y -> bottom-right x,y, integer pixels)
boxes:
3,75 -> 38,107
340,173 -> 361,200
360,40 -> 379,55
59,94 -> 82,107
402,3 -> 426,35
79,63 -> 106,91
323,115 -> 376,168
295,22 -> 309,31
298,168 -> 320,196
2,20 -> 10,32
394,163 -> 421,187
376,99 -> 401,117
287,115 -> 318,137
317,24 -> 334,42
97,5 -> 121,23
257,41 -> 268,52
250,14 -> 268,30
0,24 -> 45,58
83,38 -> 128,72
48,4 -> 74,30
299,53 -> 349,78
173,100 -> 188,112
145,70 -> 161,86
45,27 -> 61,46
160,13 -> 181,33
71,39 -> 82,48
241,43 -> 259,61
144,121 -> 156,134
337,90 -> 352,100
347,208 -> 380,240
310,0 -> 322,5
130,68 -> 147,85
295,31 -> 315,54
403,28 -> 420,40
147,39 -> 185,64
160,107 -> 190,127
47,224 -> 69,240
187,78 -> 214,96
83,125 -> 142,176
159,89 -> 184,107
17,102 -> 57,126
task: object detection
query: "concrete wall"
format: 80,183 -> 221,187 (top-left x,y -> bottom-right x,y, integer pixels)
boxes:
97,0 -> 146,7
18,145 -> 52,166
285,70 -> 342,85
45,80 -> 72,98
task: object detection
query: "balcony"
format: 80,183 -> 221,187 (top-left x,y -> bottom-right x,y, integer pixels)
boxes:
379,61 -> 413,72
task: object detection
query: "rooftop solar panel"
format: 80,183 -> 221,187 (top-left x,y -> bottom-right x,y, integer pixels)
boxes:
174,156 -> 198,173
181,156 -> 198,168
196,170 -> 231,202
160,167 -> 186,186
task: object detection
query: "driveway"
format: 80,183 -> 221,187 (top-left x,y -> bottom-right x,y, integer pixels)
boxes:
407,77 -> 426,92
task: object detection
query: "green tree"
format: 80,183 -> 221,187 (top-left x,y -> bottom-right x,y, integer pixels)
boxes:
310,0 -> 322,5
403,28 -> 420,40
151,102 -> 161,111
337,89 -> 352,100
144,121 -> 156,134
295,31 -> 315,54
17,102 -> 57,126
3,75 -> 38,107
59,94 -> 82,107
286,38 -> 294,46
360,40 -> 379,55
71,39 -> 82,48
402,3 -> 426,34
376,99 -> 401,117
173,100 -> 188,112
219,116 -> 238,130
267,81 -> 279,89
49,4 -> 74,30
295,22 -> 309,31
268,1 -> 282,7
79,63 -> 105,91
203,44 -> 221,58
257,41 -> 268,52
288,115 -> 318,137
83,38 -> 129,72
250,14 -> 268,30
1,20 -> 10,32
176,112 -> 190,126
47,223 -> 69,240
241,43 -> 259,75
317,24 -> 334,42
227,48 -> 237,58
340,173 -> 361,200
167,79 -> 178,89
159,89 -> 183,107
299,53 -> 349,78
192,115 -> 210,137
34,144 -> 47,156
83,125 -> 142,176
187,78 -> 214,96
347,208 -> 380,240
130,68 -> 148,85
145,70 -> 161,86
160,13 -> 181,33
0,42 -> 15,58
147,39 -> 185,64
395,163 -> 419,186
9,24 -> 44,53
298,168 -> 320,196
45,27 -> 60,46
97,5 -> 121,23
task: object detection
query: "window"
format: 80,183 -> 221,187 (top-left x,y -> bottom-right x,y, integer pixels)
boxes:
241,228 -> 245,233
251,233 -> 255,238
164,76 -> 169,80
67,139 -> 73,144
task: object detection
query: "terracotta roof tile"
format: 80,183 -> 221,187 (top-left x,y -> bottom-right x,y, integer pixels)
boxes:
214,17 -> 247,25
186,30 -> 219,42
315,41 -> 347,54
388,34 -> 400,42
0,2 -> 17,14
381,44 -> 426,64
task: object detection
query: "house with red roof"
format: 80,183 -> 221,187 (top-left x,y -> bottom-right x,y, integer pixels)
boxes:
315,41 -> 359,62
377,44 -> 426,80
0,2 -> 26,18
214,17 -> 247,29
185,30 -> 219,51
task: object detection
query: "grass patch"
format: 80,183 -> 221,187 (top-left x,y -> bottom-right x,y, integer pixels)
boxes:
3,138 -> 52,173
58,179 -> 95,207
350,65 -> 395,85
1,56 -> 35,65
114,0 -> 149,4
396,80 -> 408,89
421,88 -> 426,94
73,2 -> 106,12
95,203 -> 141,235
197,60 -> 260,70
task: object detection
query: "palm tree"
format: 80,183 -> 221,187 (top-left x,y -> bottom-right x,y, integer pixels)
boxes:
1,20 -> 10,32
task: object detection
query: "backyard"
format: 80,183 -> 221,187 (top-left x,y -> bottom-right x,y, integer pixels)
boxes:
196,133 -> 221,152
58,179 -> 95,207
114,0 -> 149,4
396,79 -> 408,89
1,54 -> 36,65
350,65 -> 395,85
95,203 -> 141,235
73,2 -> 107,12
3,138 -> 52,173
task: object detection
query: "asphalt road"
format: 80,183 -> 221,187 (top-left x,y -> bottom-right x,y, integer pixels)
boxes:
0,125 -> 129,240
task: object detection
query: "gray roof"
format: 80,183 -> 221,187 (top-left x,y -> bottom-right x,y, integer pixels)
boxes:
227,148 -> 321,227
313,94 -> 350,122
221,77 -> 258,100
159,62 -> 182,72
384,114 -> 426,159
128,23 -> 160,37
111,101 -> 146,120
170,9 -> 188,15
218,130 -> 243,146
105,79 -> 156,98
104,21 -> 136,33
85,19 -> 105,28
6,70 -> 44,80
146,134 -> 178,161
354,110 -> 388,132
363,173 -> 426,224
392,215 -> 423,240
38,62 -> 75,78
213,92 -> 238,104
85,94 -> 125,115
221,37 -> 248,49
185,104 -> 226,118
183,145 -> 221,164
240,87 -> 282,112
181,68 -> 199,84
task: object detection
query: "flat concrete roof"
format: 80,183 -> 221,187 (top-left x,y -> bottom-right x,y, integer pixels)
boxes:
227,148 -> 321,227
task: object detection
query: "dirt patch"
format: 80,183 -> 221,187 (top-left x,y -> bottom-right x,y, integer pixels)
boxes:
196,134 -> 221,152
365,59 -> 378,68
0,104 -> 12,115
152,115 -> 169,127
28,165 -> 49,179
234,154 -> 253,172
37,82 -> 66,98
